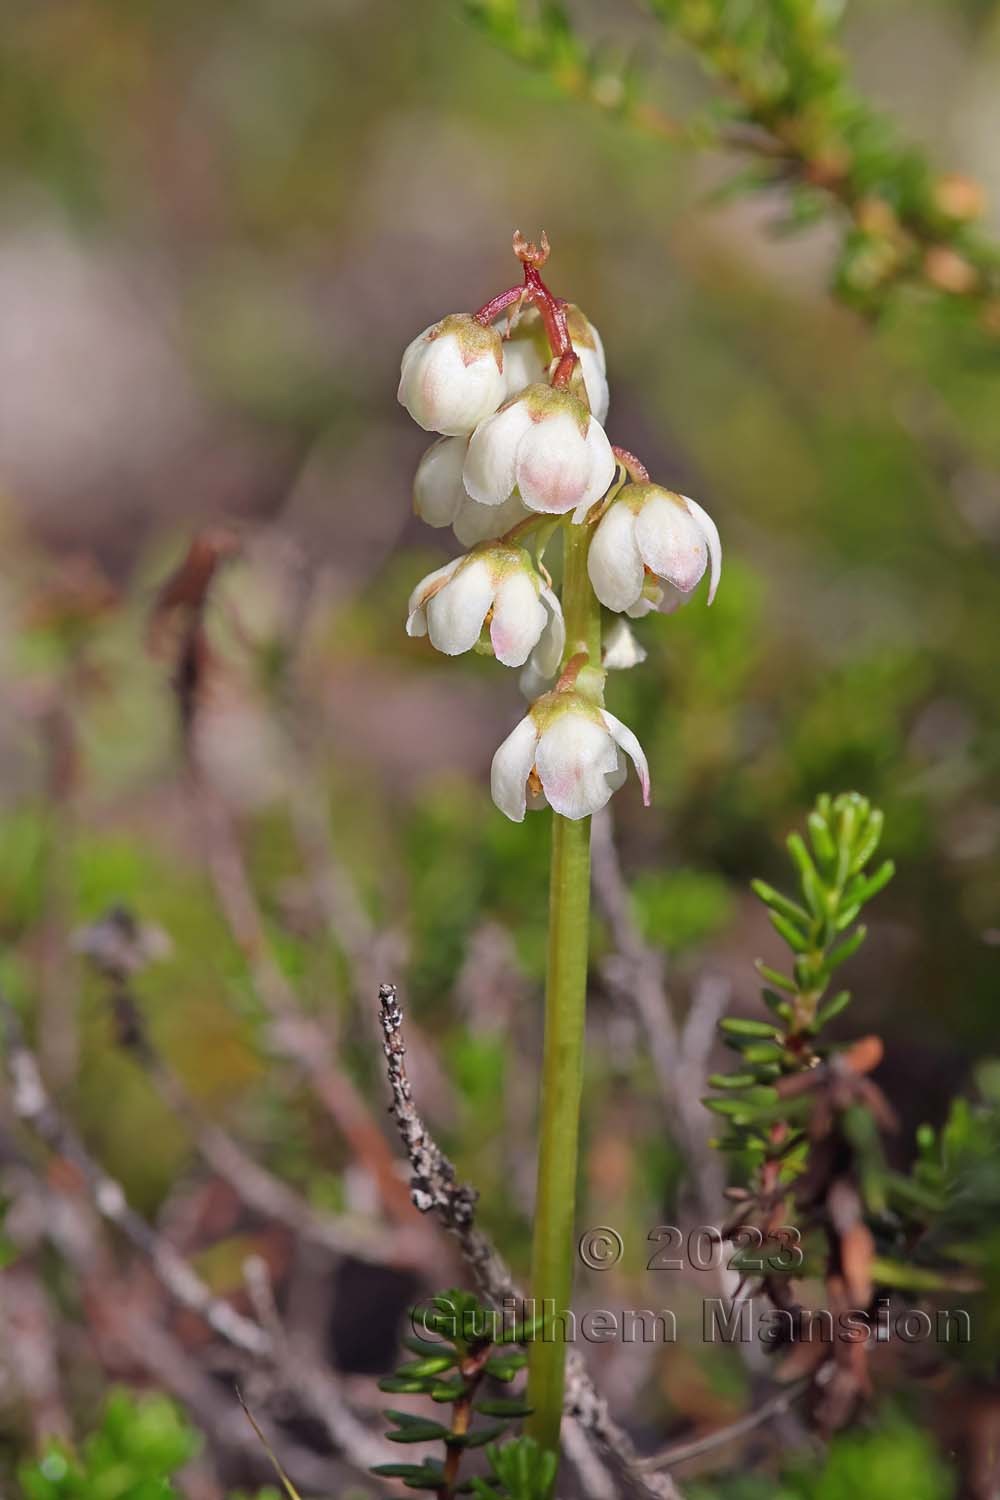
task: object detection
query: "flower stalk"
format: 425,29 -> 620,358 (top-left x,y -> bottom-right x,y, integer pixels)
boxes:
525,518 -> 600,1467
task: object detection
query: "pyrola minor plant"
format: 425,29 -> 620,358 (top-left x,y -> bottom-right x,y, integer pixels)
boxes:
397,232 -> 722,1473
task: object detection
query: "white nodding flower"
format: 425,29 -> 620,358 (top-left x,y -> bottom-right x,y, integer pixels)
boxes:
491,692 -> 650,823
406,544 -> 563,669
413,436 -> 531,546
588,484 -> 721,617
464,384 -> 615,518
398,313 -> 505,436
602,616 -> 647,671
500,305 -> 609,421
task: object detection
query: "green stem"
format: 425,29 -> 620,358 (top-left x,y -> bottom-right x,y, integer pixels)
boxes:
525,521 -> 600,1474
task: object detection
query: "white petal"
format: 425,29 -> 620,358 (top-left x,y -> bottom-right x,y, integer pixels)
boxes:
518,583 -> 565,699
425,557 -> 495,655
634,492 -> 707,595
605,749 -> 628,794
405,558 -> 462,638
514,411 -> 592,515
399,321 -> 439,376
602,616 -> 646,671
453,490 -> 530,547
490,570 -> 547,667
578,347 -> 609,423
535,711 -> 620,820
399,333 -> 504,437
413,437 -> 468,528
535,584 -> 566,678
600,710 -> 651,807
463,401 -> 534,506
518,658 -> 553,702
490,715 -> 540,823
587,502 -> 644,612
681,494 -> 722,604
587,318 -> 606,373
579,418 -> 616,506
501,337 -> 546,399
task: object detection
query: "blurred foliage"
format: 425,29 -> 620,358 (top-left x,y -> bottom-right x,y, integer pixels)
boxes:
18,1391 -> 197,1500
1,0 -> 999,1491
17,1391 -> 281,1500
466,0 -> 1000,323
689,1413 -> 954,1500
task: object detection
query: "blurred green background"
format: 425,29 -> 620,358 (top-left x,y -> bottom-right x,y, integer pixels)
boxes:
1,0 -> 999,1492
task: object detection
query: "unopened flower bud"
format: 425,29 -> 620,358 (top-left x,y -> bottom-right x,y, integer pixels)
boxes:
406,544 -> 563,669
398,314 -> 505,436
413,436 -> 530,545
464,384 -> 615,518
491,692 -> 650,822
588,484 -> 721,616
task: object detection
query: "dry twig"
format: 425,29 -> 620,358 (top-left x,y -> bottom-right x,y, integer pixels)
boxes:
377,982 -> 681,1500
591,809 -> 727,1225
0,995 -> 392,1474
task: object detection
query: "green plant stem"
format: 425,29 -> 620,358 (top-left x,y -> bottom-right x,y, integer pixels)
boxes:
525,520 -> 600,1473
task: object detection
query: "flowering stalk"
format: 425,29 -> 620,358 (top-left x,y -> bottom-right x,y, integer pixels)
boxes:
396,231 -> 721,1485
524,517 -> 599,1461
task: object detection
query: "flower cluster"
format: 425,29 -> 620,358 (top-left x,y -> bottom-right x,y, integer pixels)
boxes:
397,233 -> 721,822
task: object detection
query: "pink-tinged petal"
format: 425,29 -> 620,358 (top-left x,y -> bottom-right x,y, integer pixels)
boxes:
515,411 -> 592,514
535,711 -> 620,820
490,569 -> 547,667
681,494 -> 722,604
453,489 -> 530,547
463,400 -> 535,506
425,556 -> 495,656
600,710 -> 651,807
405,558 -> 462,638
399,330 -> 505,437
634,491 -> 708,595
399,321 -> 439,378
587,501 -> 644,612
413,437 -> 468,528
491,714 -> 541,823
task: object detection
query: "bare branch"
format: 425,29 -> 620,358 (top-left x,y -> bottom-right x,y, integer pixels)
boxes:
0,1262 -> 71,1444
638,1377 -> 811,1470
190,771 -> 424,1231
34,1177 -> 350,1497
97,959 -> 420,1270
591,808 -> 727,1220
0,995 -> 392,1474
